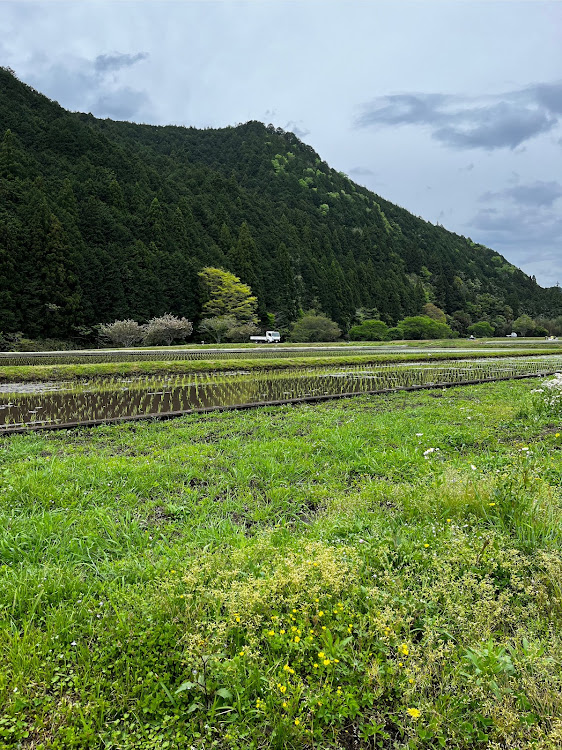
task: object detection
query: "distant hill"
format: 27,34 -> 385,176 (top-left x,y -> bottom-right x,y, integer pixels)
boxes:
1,66 -> 560,340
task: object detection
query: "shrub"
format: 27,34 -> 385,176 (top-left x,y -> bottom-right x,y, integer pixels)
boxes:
397,315 -> 453,340
513,314 -> 536,336
99,319 -> 144,347
467,321 -> 494,338
198,316 -> 238,344
226,322 -> 261,343
348,320 -> 389,341
288,311 -> 341,343
0,331 -> 22,352
142,314 -> 193,346
533,326 -> 549,337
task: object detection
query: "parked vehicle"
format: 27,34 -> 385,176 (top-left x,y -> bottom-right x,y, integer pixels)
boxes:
249,331 -> 281,343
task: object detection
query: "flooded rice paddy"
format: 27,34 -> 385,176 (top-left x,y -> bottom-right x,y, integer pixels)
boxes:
0,343 -> 524,367
1,355 -> 560,433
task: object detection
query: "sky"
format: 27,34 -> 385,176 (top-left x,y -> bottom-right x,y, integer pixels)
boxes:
2,0 -> 562,287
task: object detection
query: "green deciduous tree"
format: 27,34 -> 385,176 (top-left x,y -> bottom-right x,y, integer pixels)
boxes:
513,314 -> 536,336
421,303 -> 447,323
288,311 -> 341,342
198,267 -> 258,323
467,321 -> 494,338
225,321 -> 261,343
397,315 -> 453,340
348,319 -> 389,341
198,315 -> 237,343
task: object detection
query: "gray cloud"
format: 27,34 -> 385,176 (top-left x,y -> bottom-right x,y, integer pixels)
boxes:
480,180 -> 562,208
24,51 -> 152,121
470,177 -> 562,284
95,87 -> 151,120
285,120 -> 310,138
534,82 -> 562,115
468,202 -> 562,285
94,52 -> 148,73
356,83 -> 562,150
349,166 -> 375,176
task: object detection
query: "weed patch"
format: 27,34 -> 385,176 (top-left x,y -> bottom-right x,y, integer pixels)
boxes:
1,380 -> 562,747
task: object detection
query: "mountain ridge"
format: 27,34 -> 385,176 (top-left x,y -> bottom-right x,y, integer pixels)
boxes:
1,66 -> 560,340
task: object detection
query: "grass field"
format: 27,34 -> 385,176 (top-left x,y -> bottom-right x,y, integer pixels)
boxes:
1,378 -> 562,748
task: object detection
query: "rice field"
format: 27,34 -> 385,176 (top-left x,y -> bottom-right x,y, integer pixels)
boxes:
1,355 -> 561,432
0,346 -> 391,367
1,340 -> 559,368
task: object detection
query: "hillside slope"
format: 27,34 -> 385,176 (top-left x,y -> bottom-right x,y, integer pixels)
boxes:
1,66 -> 560,339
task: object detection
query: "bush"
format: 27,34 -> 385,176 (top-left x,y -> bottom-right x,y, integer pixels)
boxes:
513,314 -> 535,336
288,311 -> 341,343
226,322 -> 261,343
142,314 -> 193,346
198,316 -> 238,344
0,331 -> 22,352
467,321 -> 494,338
348,320 -> 389,341
397,315 -> 453,340
99,319 -> 144,347
533,326 -> 549,337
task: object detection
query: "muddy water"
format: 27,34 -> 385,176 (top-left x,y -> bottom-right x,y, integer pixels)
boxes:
0,357 -> 560,432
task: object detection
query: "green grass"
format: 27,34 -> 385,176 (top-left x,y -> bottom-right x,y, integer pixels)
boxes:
0,348 -> 557,383
1,379 -> 562,748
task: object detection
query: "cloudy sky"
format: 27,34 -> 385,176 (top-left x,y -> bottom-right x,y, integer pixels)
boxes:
2,0 -> 562,287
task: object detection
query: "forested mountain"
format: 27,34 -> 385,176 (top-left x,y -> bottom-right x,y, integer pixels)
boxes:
1,66 -> 560,340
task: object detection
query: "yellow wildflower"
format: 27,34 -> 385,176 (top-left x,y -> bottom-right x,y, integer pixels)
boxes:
407,707 -> 421,719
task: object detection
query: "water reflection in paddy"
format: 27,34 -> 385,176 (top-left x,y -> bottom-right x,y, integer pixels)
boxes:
1,356 -> 560,432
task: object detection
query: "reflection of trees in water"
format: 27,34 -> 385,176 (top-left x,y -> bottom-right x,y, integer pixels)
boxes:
1,357 -> 560,431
